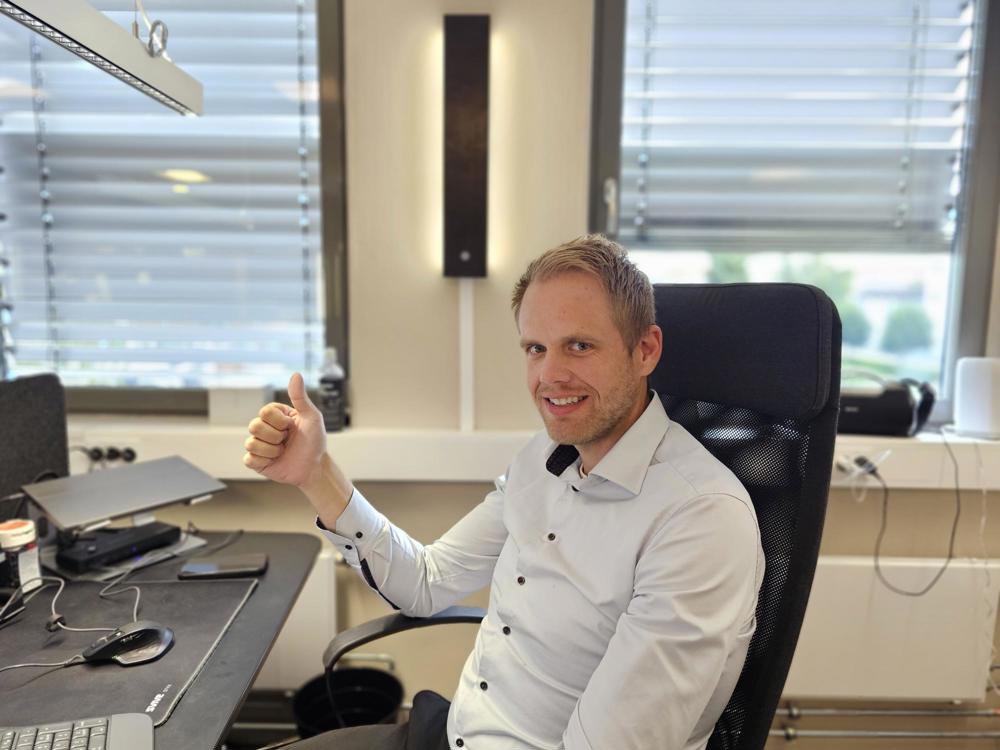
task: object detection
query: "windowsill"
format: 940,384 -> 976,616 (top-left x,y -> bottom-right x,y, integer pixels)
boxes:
66,414 -> 1000,490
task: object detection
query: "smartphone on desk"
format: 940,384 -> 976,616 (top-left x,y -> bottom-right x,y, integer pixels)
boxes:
178,552 -> 268,579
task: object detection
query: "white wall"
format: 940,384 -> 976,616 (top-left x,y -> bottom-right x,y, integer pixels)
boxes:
344,0 -> 593,430
987,210 -> 1000,357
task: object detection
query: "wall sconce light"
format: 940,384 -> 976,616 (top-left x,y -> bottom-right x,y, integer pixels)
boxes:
443,14 -> 489,277
0,0 -> 203,116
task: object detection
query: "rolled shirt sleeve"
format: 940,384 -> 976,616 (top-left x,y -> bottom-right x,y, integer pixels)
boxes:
561,493 -> 763,750
316,478 -> 509,617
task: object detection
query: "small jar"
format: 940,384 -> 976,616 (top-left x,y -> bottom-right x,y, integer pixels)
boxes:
0,519 -> 41,593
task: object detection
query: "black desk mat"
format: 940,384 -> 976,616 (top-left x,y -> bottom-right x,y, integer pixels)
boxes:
0,578 -> 257,727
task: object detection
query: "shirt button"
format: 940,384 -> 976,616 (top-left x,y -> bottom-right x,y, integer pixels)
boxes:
345,545 -> 353,550
516,576 -> 525,585
571,485 -> 579,492
456,740 -> 464,747
547,533 -> 556,541
480,681 -> 488,690
502,626 -> 511,635
355,531 -> 363,539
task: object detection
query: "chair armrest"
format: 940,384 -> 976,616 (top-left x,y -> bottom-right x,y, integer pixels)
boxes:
322,606 -> 486,671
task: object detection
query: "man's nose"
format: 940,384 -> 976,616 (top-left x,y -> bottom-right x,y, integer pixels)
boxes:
538,352 -> 571,384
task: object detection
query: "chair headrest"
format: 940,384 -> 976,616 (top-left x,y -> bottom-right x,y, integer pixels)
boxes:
650,283 -> 837,420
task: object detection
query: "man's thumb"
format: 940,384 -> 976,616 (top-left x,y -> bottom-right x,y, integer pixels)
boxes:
287,372 -> 315,411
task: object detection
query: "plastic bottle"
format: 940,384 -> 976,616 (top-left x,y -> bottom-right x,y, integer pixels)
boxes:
0,519 -> 41,594
319,347 -> 346,432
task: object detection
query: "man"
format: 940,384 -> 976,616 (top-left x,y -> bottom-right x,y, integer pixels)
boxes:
243,235 -> 764,750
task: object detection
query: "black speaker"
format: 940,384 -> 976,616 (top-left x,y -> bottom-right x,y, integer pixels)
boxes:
443,14 -> 489,277
0,373 -> 68,499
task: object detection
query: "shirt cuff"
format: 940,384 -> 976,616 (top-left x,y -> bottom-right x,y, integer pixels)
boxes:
314,486 -> 383,567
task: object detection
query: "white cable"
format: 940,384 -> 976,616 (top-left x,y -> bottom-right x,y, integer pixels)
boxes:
940,424 -> 998,697
458,278 -> 475,432
43,576 -> 117,634
133,0 -> 172,61
0,573 -> 139,635
849,470 -> 869,504
98,568 -> 142,623
966,431 -> 1000,699
0,654 -> 84,675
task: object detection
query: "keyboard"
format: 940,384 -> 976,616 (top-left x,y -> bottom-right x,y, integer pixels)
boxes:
0,713 -> 153,750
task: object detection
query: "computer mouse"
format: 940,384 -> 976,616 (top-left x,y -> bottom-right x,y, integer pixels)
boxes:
81,620 -> 174,666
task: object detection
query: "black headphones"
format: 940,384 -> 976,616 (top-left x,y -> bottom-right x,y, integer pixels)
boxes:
900,378 -> 935,435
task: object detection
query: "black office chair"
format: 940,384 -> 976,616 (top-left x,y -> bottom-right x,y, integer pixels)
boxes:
321,283 -> 841,750
0,373 -> 69,509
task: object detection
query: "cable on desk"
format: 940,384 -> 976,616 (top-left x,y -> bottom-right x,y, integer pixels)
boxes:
43,575 -> 119,634
197,528 -> 244,556
0,576 -> 54,631
0,572 -> 142,635
97,568 -> 142,625
0,571 -> 144,675
2,526 -> 244,633
177,524 -> 244,558
0,654 -> 84,676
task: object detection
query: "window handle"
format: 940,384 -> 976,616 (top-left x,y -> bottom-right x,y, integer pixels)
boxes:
603,177 -> 619,237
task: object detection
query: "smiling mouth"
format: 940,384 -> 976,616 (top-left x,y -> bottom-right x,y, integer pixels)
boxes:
544,395 -> 588,406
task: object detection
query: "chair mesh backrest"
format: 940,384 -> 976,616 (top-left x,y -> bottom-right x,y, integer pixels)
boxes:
0,373 -> 69,499
650,284 -> 841,750
665,399 -> 809,749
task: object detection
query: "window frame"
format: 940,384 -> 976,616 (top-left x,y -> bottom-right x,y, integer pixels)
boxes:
588,0 -> 1000,421
23,0 -> 350,415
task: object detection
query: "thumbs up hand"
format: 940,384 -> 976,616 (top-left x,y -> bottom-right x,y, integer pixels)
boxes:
243,372 -> 328,488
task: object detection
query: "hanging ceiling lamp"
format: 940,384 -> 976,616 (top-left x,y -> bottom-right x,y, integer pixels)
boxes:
0,0 -> 203,116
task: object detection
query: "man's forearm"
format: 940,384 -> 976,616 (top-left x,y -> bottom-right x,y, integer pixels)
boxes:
299,453 -> 355,530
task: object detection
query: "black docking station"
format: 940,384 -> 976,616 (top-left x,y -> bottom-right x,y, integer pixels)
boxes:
56,523 -> 181,573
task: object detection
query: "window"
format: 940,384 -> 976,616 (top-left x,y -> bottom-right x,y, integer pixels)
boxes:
0,0 -> 342,396
591,0 -> 999,400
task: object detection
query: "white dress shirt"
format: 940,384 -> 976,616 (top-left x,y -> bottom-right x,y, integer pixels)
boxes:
318,394 -> 764,750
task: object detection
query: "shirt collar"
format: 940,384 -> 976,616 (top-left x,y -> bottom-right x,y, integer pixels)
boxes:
544,392 -> 670,497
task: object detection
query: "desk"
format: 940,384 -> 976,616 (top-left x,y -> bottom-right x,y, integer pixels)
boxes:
126,531 -> 318,750
131,532 -> 316,750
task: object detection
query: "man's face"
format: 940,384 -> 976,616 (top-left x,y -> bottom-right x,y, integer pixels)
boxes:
517,271 -> 661,465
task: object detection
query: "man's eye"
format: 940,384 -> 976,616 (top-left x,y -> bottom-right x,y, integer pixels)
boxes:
526,344 -> 544,355
570,342 -> 591,352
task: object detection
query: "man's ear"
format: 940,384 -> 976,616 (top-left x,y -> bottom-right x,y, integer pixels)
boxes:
634,324 -> 663,377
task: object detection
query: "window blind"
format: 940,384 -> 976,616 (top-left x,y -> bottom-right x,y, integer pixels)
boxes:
618,0 -> 982,255
0,0 -> 323,388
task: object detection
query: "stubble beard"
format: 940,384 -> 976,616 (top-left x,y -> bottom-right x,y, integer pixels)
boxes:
540,372 -> 644,449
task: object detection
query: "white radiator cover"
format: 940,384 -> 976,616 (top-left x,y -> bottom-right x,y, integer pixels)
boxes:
254,546 -> 339,690
784,555 -> 1000,702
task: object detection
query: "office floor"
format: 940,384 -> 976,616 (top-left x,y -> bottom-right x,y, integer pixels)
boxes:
225,690 -> 1000,750
223,688 -> 410,750
762,694 -> 1000,750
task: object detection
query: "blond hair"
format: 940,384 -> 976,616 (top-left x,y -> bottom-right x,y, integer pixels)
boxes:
511,234 -> 654,350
